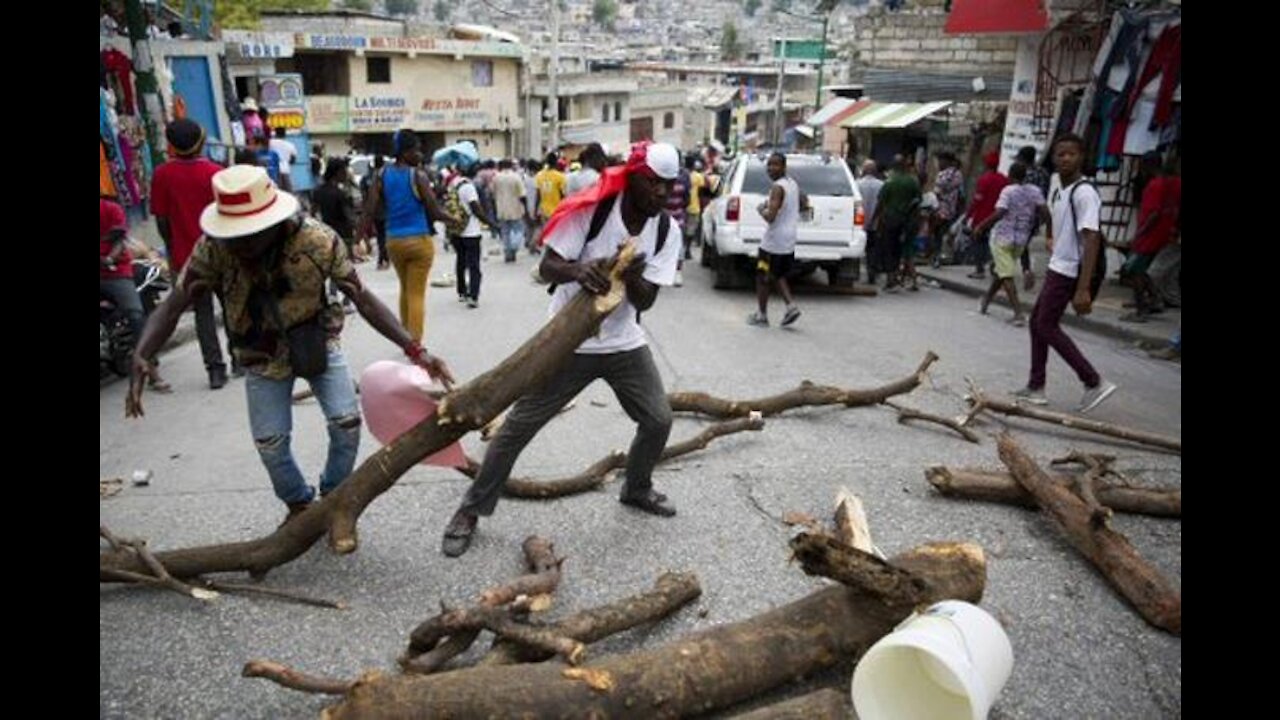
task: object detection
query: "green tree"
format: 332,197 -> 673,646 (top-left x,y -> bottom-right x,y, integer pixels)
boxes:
341,0 -> 373,11
720,21 -> 742,61
433,0 -> 450,21
744,0 -> 761,17
592,0 -> 618,31
215,0 -> 330,31
384,0 -> 419,16
770,0 -> 791,14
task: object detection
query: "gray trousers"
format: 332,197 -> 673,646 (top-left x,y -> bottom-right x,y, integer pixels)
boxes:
460,346 -> 673,516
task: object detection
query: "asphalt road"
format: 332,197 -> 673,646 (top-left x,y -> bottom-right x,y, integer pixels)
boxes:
100,238 -> 1181,718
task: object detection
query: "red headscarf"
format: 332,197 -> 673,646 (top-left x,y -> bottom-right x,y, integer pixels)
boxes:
538,142 -> 659,246
983,151 -> 1000,170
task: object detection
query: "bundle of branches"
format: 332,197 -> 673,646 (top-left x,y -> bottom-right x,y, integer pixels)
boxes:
319,538 -> 985,718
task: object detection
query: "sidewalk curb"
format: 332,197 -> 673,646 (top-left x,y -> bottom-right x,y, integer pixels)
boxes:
915,268 -> 1169,347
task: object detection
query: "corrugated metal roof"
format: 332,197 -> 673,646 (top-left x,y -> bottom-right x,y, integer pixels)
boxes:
806,97 -> 857,127
808,98 -> 872,128
840,101 -> 953,129
861,68 -> 1013,104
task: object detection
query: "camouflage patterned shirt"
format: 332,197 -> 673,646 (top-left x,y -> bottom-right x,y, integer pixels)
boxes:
180,216 -> 356,380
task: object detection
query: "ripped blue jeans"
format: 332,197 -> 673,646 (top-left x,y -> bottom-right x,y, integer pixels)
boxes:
246,349 -> 361,504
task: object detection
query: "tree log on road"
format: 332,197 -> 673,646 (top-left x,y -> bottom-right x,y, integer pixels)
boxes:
669,352 -> 939,419
926,467 -> 1181,519
101,245 -> 642,582
458,416 -> 768,500
322,542 -> 985,719
997,434 -> 1181,635
966,385 -> 1181,454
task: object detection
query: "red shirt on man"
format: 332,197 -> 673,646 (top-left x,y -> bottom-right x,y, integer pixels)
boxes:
1133,175 -> 1182,255
150,156 -> 222,272
968,170 -> 1010,227
100,198 -> 133,280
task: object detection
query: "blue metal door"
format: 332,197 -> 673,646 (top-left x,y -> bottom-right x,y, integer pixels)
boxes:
169,57 -> 221,157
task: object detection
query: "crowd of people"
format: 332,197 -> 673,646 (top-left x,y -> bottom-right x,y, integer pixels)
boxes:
106,107 -> 1178,547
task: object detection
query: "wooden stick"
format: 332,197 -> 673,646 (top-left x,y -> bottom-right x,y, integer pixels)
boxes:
833,488 -> 874,553
198,579 -> 347,610
788,532 -> 932,607
967,386 -> 1181,454
668,352 -> 939,419
997,434 -> 1181,635
480,572 -> 702,667
495,416 -> 766,500
242,660 -> 354,695
885,400 -> 981,443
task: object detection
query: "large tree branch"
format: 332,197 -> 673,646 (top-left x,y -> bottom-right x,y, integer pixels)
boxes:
925,467 -> 1181,519
967,385 -> 1180,454
668,352 -> 939,419
100,245 -> 641,582
997,434 -> 1181,635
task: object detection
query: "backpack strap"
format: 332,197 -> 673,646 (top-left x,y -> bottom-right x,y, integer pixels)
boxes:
546,195 -> 620,295
1067,179 -> 1106,300
635,211 -> 673,323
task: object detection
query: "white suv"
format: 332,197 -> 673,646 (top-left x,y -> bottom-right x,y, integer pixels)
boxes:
701,153 -> 866,289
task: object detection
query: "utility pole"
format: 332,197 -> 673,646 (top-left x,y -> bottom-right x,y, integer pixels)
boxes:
775,37 -> 786,145
549,0 -> 560,154
814,14 -> 829,147
123,0 -> 167,168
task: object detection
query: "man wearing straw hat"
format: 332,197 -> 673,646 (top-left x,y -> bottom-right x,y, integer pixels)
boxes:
126,165 -> 456,527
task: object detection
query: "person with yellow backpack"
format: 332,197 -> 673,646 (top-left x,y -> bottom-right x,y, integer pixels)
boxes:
443,161 -> 498,308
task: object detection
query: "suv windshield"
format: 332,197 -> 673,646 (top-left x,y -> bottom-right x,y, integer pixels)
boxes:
742,160 -> 854,197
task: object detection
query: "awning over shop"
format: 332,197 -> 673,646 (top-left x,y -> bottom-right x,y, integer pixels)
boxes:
839,101 -> 953,129
806,97 -> 856,127
944,0 -> 1049,34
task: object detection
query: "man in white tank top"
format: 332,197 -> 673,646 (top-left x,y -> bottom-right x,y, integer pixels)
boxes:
749,152 -> 805,327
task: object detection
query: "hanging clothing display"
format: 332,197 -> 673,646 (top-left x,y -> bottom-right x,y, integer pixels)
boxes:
101,47 -> 136,114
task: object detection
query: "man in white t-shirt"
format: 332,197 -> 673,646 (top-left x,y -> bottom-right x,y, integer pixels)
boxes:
749,152 -> 806,326
447,163 -> 498,308
442,142 -> 683,558
268,127 -> 299,192
1012,133 -> 1117,413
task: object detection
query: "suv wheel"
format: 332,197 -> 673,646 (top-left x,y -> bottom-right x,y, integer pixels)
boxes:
700,234 -> 717,268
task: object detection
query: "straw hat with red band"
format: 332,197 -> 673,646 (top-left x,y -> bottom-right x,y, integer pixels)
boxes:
199,165 -> 300,239
537,141 -> 680,246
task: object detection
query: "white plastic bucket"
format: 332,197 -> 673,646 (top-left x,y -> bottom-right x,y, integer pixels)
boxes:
851,600 -> 1013,720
